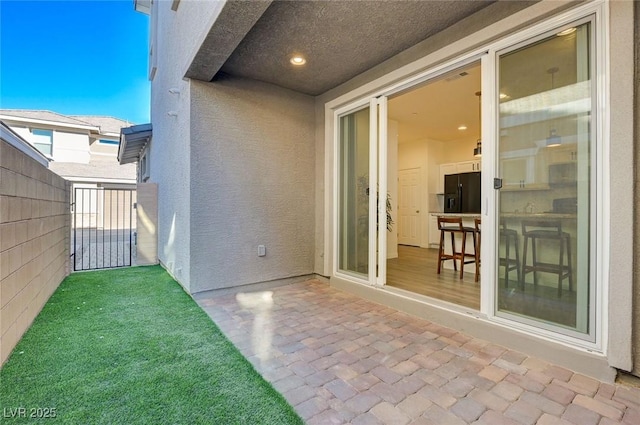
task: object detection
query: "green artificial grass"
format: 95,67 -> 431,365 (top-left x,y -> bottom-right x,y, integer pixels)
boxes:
0,266 -> 303,425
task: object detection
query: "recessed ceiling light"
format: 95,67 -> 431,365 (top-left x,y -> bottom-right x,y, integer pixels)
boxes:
499,93 -> 509,99
556,27 -> 576,36
290,55 -> 306,66
458,125 -> 467,131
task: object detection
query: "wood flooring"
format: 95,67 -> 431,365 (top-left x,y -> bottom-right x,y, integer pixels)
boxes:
386,245 -> 481,310
386,245 -> 578,328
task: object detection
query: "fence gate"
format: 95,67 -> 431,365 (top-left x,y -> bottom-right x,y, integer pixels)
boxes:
71,187 -> 136,271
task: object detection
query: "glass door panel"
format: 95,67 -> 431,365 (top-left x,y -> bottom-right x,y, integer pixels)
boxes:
338,107 -> 371,278
496,22 -> 593,336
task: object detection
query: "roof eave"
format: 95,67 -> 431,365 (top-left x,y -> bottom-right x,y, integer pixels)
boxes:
119,123 -> 152,164
134,0 -> 151,15
0,114 -> 100,132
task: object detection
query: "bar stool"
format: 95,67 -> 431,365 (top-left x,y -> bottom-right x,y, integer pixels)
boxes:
437,216 -> 477,280
521,220 -> 573,296
473,218 -> 481,282
499,219 -> 521,287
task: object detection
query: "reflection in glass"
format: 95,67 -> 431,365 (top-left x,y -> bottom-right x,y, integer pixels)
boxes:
339,108 -> 370,277
497,23 -> 592,335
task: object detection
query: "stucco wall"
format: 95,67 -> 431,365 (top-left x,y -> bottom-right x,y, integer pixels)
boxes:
0,140 -> 70,365
632,0 -> 639,379
189,76 -> 315,293
148,0 -> 195,289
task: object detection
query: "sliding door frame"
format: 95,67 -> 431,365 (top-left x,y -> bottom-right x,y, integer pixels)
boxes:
329,0 -> 608,353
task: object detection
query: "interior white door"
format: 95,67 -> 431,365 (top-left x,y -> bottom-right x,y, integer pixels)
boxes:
398,169 -> 421,246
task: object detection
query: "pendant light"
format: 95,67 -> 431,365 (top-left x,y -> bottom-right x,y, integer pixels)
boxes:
473,91 -> 482,157
546,67 -> 562,147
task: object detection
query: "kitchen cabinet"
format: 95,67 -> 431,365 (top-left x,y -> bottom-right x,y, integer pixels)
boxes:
499,148 -> 550,191
457,160 -> 481,172
547,143 -> 578,164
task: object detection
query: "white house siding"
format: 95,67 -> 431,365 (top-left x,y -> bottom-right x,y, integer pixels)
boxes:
52,130 -> 90,163
8,125 -> 91,163
189,77 -> 315,293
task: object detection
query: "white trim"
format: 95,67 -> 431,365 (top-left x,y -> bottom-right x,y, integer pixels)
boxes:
487,10 -> 604,348
480,52 -> 496,318
324,106 -> 333,277
377,96 -> 388,287
326,0 -> 610,355
368,98 -> 378,286
63,176 -> 137,185
0,115 -> 98,132
332,100 -> 372,282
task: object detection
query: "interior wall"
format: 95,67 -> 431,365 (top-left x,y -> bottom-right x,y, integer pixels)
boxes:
441,137 -> 479,164
397,139 -> 438,247
189,76 -> 315,293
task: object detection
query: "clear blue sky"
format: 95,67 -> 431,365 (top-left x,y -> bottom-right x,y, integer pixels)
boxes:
0,0 -> 150,124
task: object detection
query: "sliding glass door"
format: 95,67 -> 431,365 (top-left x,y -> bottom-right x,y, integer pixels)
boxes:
337,98 -> 388,286
495,20 -> 595,338
337,106 -> 372,279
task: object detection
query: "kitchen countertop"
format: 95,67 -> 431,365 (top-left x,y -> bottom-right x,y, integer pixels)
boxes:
430,212 -> 577,219
501,213 -> 577,219
430,212 -> 481,217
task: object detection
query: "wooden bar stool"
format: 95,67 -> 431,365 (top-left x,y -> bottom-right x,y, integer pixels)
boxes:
499,219 -> 521,288
521,219 -> 573,296
437,216 -> 477,280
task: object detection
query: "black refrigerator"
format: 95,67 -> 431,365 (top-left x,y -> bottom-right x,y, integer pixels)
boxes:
444,172 -> 481,213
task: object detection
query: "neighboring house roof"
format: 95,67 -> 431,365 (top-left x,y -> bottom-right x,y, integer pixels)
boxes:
0,110 -> 99,131
0,110 -> 135,138
70,116 -> 133,137
49,159 -> 136,183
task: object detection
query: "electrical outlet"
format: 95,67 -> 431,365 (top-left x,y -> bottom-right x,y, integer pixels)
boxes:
258,245 -> 266,257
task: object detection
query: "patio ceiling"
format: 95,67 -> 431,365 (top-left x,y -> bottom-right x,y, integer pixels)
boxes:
186,0 -> 497,96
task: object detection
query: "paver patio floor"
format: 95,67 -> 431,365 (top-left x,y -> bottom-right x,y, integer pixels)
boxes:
195,279 -> 640,425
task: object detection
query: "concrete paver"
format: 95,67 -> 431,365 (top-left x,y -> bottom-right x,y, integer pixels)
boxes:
195,279 -> 640,424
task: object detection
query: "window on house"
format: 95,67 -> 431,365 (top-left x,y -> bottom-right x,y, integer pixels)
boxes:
99,139 -> 120,146
31,129 -> 53,156
139,150 -> 150,182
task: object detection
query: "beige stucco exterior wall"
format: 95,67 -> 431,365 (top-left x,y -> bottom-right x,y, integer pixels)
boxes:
632,0 -> 639,379
0,140 -> 70,365
147,0 -> 196,289
188,77 -> 316,293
